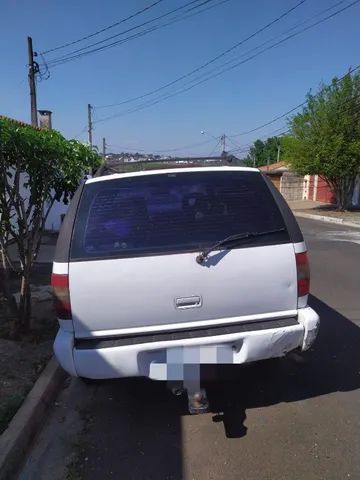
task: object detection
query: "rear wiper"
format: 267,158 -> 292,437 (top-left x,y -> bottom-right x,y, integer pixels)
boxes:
196,228 -> 286,264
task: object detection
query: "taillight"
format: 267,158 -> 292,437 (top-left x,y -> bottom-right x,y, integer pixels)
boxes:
51,273 -> 72,319
296,252 -> 310,298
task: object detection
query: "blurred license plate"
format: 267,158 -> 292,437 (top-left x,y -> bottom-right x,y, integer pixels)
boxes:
149,345 -> 234,380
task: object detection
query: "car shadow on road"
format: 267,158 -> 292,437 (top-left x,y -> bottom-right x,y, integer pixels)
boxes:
77,294 -> 360,478
204,294 -> 360,438
79,376 -> 187,480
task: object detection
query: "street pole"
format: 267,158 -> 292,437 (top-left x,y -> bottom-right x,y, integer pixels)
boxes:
102,137 -> 106,161
221,134 -> 226,153
27,36 -> 38,127
87,104 -> 93,148
277,144 -> 281,162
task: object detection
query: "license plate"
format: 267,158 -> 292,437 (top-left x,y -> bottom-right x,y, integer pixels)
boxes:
148,345 -> 234,380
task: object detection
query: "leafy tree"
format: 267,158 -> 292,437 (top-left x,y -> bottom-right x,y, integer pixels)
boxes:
243,137 -> 281,167
0,117 -> 100,335
282,71 -> 360,210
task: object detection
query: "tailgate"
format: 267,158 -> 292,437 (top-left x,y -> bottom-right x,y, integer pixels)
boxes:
69,243 -> 297,337
68,169 -> 297,338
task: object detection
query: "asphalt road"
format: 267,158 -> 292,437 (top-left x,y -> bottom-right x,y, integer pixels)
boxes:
19,218 -> 360,480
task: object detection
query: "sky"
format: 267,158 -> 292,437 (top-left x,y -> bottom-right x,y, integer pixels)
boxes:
1,0 -> 360,157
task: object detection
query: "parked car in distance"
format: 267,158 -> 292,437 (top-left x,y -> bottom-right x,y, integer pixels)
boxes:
52,166 -> 319,397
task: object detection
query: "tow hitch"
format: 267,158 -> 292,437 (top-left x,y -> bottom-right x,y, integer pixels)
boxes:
170,385 -> 209,414
187,388 -> 209,414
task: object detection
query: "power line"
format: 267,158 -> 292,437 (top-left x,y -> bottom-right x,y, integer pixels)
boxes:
226,136 -> 243,150
48,0 -> 229,68
45,0 -> 224,67
95,0 -> 308,109
104,87 -> 360,158
230,103 -> 307,138
207,138 -> 223,156
94,0 -> 360,124
228,64 -> 360,137
40,0 -> 165,55
227,130 -> 291,157
149,0 -> 347,102
106,137 -> 217,154
47,0 -> 210,64
229,92 -> 360,156
72,125 -> 88,140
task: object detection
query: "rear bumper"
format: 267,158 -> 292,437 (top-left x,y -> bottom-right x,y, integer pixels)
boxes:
54,307 -> 319,379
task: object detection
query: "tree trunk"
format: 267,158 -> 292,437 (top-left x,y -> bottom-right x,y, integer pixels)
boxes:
0,249 -> 19,321
16,244 -> 33,335
325,176 -> 356,211
18,266 -> 32,333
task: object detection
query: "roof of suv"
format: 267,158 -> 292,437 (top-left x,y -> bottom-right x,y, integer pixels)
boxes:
87,166 -> 259,184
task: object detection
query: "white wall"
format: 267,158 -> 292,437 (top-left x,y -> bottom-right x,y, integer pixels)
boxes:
352,175 -> 360,206
45,199 -> 68,231
7,168 -> 69,233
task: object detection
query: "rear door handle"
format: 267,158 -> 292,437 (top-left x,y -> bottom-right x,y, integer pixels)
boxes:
175,296 -> 202,309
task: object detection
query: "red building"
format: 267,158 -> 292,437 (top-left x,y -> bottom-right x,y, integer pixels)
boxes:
259,162 -> 336,204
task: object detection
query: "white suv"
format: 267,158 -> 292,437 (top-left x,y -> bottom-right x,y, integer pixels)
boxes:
52,167 -> 319,402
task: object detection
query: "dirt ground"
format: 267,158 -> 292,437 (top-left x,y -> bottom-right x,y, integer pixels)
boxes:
0,265 -> 57,434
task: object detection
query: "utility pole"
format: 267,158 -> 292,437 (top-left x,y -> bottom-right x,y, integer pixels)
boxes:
221,133 -> 226,153
102,137 -> 106,160
277,144 -> 281,162
27,36 -> 38,127
87,104 -> 93,148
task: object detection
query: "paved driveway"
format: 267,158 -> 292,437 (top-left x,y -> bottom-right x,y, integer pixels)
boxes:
19,218 -> 360,480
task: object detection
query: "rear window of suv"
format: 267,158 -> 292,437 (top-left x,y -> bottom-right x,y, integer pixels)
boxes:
70,170 -> 289,260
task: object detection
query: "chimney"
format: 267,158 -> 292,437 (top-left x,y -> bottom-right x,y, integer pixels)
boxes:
38,110 -> 53,129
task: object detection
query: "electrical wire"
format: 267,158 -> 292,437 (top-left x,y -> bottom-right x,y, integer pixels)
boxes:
226,136 -> 243,150
227,130 -> 291,157
229,93 -> 360,156
228,64 -> 360,137
95,0 -> 308,109
105,137 -> 217,154
45,0 -> 223,67
47,0 -> 212,63
94,0 -> 360,124
103,94 -> 360,157
132,0 -> 347,105
72,125 -> 89,140
48,1 -> 229,69
40,0 -> 165,55
207,138 -> 223,156
94,68 -> 360,158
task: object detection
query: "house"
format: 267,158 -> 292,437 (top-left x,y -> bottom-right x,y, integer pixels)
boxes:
259,162 -> 307,202
259,161 -> 360,206
258,161 -> 288,191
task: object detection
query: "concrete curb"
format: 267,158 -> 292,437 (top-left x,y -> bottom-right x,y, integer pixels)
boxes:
0,358 -> 67,480
294,211 -> 360,229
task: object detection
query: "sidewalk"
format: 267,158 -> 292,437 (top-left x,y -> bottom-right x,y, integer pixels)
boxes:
289,200 -> 360,227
